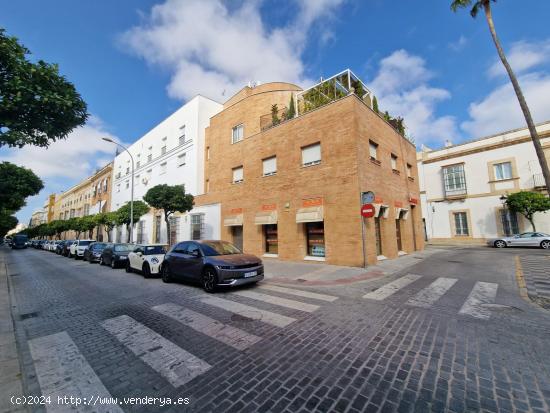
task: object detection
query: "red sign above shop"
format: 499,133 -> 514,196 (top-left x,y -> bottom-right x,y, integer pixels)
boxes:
361,203 -> 375,218
409,197 -> 419,205
261,204 -> 276,211
302,197 -> 323,207
394,201 -> 403,208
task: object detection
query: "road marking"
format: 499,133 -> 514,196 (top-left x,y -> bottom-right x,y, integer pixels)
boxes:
459,281 -> 498,319
101,315 -> 211,387
152,303 -> 261,351
260,284 -> 338,302
407,277 -> 458,308
363,274 -> 422,300
233,290 -> 320,312
28,331 -> 123,413
198,296 -> 296,328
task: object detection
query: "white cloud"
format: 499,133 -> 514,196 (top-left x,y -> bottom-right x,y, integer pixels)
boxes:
461,72 -> 550,136
369,50 -> 459,144
119,0 -> 345,102
488,39 -> 550,78
448,35 -> 467,52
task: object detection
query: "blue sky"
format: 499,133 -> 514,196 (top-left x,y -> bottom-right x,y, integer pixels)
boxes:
2,0 -> 550,224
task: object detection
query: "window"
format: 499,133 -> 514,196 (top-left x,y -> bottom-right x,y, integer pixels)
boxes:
147,146 -> 152,162
494,161 -> 512,180
190,214 -> 204,240
206,146 -> 210,160
160,162 -> 167,175
262,156 -> 277,176
135,175 -> 140,186
302,143 -> 321,166
443,164 -> 467,196
453,212 -> 469,236
232,166 -> 244,183
306,222 -> 325,257
264,224 -> 278,254
116,184 -> 120,193
500,209 -> 519,236
126,167 -> 130,175
169,216 -> 180,245
232,124 -> 244,144
369,141 -> 378,160
179,125 -> 186,145
154,215 -> 161,243
125,180 -> 129,189
406,163 -> 413,177
205,179 -> 210,192
391,154 -> 398,170
178,153 -> 186,167
161,145 -> 167,155
136,160 -> 141,169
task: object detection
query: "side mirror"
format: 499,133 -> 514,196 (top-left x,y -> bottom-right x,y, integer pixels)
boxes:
136,251 -> 143,256
190,250 -> 201,257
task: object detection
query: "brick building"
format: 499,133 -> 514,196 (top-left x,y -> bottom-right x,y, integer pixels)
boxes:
196,71 -> 424,267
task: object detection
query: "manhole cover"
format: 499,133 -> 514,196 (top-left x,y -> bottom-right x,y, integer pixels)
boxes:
20,312 -> 39,320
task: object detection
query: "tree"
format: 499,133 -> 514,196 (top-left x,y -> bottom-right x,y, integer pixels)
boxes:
76,215 -> 97,239
372,96 -> 379,114
94,212 -> 117,242
143,184 -> 194,246
0,214 -> 17,239
271,104 -> 280,126
451,1 -> 550,194
0,162 -> 43,212
0,28 -> 88,148
115,201 -> 150,242
286,95 -> 296,120
505,191 -> 550,231
50,219 -> 70,239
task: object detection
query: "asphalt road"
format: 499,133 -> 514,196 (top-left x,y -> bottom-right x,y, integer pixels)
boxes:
3,246 -> 550,413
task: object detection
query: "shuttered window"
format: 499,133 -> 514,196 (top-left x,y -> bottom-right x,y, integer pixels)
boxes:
302,143 -> 321,166
232,166 -> 243,183
263,156 -> 277,176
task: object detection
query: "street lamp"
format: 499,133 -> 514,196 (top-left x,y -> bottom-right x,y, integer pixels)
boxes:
500,194 -> 508,236
102,137 -> 135,243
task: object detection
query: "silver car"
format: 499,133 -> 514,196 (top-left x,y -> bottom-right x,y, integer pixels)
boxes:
487,232 -> 550,249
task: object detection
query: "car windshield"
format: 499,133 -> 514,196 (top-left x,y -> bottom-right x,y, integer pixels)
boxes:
92,243 -> 107,249
201,241 -> 242,256
114,244 -> 133,252
144,246 -> 166,255
79,241 -> 93,246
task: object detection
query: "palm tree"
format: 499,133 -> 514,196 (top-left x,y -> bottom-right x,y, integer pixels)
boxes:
451,0 -> 550,194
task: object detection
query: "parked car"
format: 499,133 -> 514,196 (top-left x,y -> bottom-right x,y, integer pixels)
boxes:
36,240 -> 46,250
51,240 -> 62,252
100,243 -> 134,268
125,244 -> 167,278
11,234 -> 28,250
69,240 -> 95,259
61,240 -> 75,257
162,240 -> 264,292
83,242 -> 108,263
488,232 -> 550,249
56,240 -> 67,255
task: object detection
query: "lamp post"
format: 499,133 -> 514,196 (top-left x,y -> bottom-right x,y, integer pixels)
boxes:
102,137 -> 135,243
499,194 -> 508,236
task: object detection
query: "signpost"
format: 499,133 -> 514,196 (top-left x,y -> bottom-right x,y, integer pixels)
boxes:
360,191 -> 375,268
361,203 -> 375,218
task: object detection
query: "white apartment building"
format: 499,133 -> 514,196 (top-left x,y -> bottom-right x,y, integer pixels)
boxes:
418,121 -> 550,243
110,95 -> 223,244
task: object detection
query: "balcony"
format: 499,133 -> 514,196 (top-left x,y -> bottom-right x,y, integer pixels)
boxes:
445,187 -> 467,199
533,173 -> 545,188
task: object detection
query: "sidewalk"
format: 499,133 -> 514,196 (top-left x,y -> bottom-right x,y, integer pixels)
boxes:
0,250 -> 25,413
263,247 -> 445,286
520,254 -> 550,310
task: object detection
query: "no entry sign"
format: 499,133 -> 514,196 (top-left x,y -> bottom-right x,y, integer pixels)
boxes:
361,203 -> 375,218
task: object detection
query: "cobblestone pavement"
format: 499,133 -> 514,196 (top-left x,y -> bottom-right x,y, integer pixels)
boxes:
520,253 -> 550,309
2,246 -> 550,413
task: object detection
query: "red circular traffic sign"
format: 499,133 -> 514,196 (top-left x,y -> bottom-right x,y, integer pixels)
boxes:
361,203 -> 375,218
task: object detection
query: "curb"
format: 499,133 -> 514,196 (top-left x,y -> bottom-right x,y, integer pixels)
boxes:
514,255 -> 529,300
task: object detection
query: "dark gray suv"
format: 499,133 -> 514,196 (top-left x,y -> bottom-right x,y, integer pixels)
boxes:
162,240 -> 264,292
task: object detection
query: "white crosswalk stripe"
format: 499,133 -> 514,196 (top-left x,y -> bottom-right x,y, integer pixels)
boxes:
101,315 -> 211,387
28,331 -> 123,413
259,284 -> 339,302
152,303 -> 261,350
198,296 -> 296,327
459,281 -> 498,319
363,274 -> 422,300
233,290 -> 320,312
406,277 -> 458,308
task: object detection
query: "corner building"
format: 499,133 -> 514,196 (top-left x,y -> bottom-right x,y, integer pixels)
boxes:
197,72 -> 424,266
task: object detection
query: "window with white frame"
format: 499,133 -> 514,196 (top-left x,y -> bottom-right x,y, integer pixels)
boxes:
232,124 -> 244,144
190,214 -> 204,240
161,137 -> 167,155
391,154 -> 398,170
135,175 -> 140,186
179,125 -> 186,145
263,156 -> 277,176
443,164 -> 467,196
232,166 -> 244,183
493,161 -> 512,180
369,141 -> 378,160
147,146 -> 152,162
178,153 -> 186,167
160,162 -> 167,175
302,143 -> 321,166
125,180 -> 129,189
406,163 -> 413,177
453,212 -> 469,236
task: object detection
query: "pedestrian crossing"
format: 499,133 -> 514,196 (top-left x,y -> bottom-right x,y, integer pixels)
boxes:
364,274 -> 499,319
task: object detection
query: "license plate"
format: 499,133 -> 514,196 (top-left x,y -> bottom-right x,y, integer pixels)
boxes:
119,256 -> 127,260
244,271 -> 257,278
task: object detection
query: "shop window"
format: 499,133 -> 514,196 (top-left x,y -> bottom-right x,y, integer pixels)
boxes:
306,222 -> 325,257
302,143 -> 321,167
264,224 -> 278,254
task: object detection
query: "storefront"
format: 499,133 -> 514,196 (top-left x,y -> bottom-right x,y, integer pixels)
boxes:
296,198 -> 325,259
254,205 -> 278,255
223,210 -> 243,251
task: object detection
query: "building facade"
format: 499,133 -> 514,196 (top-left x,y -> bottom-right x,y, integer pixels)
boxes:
418,122 -> 550,243
196,73 -> 424,267
110,95 -> 223,244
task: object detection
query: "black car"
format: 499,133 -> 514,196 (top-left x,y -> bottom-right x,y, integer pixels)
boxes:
162,240 -> 264,292
61,240 -> 75,256
83,242 -> 108,263
55,240 -> 67,254
100,243 -> 133,268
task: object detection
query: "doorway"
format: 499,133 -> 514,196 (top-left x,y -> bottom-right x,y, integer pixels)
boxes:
232,226 -> 243,251
396,216 -> 403,251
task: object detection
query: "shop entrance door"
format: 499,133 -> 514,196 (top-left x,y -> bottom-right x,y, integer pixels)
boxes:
232,226 -> 243,251
374,217 -> 382,256
396,217 -> 403,251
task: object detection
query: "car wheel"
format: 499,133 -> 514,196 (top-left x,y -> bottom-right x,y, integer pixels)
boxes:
201,268 -> 217,293
541,240 -> 550,249
162,264 -> 173,283
125,260 -> 132,273
111,259 -> 117,269
494,240 -> 507,248
142,263 -> 151,279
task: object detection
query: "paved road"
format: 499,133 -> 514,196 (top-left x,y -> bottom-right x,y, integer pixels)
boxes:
3,246 -> 550,413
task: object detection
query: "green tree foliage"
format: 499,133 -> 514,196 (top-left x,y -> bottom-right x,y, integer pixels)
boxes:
0,214 -> 17,239
143,184 -> 194,246
94,212 -> 117,242
271,104 -> 280,126
0,162 -> 43,212
505,191 -> 550,231
0,28 -> 88,148
115,201 -> 150,240
75,215 -> 97,239
286,95 -> 296,120
372,96 -> 379,114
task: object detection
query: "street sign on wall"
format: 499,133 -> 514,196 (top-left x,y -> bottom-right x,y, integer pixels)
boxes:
361,203 -> 375,218
361,191 -> 375,204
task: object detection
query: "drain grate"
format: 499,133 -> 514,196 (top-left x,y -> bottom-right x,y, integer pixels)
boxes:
19,312 -> 39,320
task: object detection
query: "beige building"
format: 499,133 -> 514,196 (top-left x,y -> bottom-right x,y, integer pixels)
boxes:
197,70 -> 424,267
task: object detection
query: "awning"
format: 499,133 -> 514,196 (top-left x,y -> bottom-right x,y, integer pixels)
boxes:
374,204 -> 389,219
395,208 -> 410,220
401,208 -> 410,220
296,206 -> 323,223
394,207 -> 402,219
223,214 -> 243,226
254,210 -> 278,225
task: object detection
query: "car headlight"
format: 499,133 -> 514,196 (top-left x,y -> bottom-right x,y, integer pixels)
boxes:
150,257 -> 159,264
